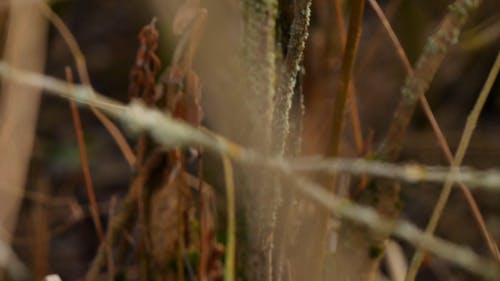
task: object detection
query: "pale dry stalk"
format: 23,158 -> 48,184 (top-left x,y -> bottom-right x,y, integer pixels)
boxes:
0,0 -> 47,266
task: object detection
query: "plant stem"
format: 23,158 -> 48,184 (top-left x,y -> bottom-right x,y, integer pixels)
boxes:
222,155 -> 236,281
368,0 -> 500,264
378,0 -> 483,161
405,50 -> 500,281
328,0 -> 365,159
1,62 -> 500,280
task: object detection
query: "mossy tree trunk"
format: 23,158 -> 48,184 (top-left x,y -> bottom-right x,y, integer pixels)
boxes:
240,0 -> 310,280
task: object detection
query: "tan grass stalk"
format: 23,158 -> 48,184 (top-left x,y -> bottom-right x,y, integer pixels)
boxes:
368,0 -> 500,268
405,50 -> 500,281
331,0 -> 364,154
0,0 -> 47,259
328,0 -> 365,158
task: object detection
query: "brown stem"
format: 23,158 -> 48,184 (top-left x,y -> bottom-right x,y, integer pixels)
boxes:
332,0 -> 364,154
367,0 -> 500,262
66,68 -> 115,281
328,0 -> 365,159
377,0 -> 483,161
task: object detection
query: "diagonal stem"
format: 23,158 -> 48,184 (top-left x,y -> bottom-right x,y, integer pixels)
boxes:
406,50 -> 500,281
368,0 -> 500,266
328,0 -> 365,159
38,3 -> 136,167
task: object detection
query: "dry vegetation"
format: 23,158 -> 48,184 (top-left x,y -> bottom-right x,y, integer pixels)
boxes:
0,0 -> 499,281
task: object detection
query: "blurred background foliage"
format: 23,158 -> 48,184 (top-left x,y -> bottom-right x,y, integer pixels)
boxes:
3,0 -> 499,280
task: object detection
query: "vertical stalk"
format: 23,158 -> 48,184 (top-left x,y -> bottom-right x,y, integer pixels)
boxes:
241,1 -> 278,280
328,0 -> 365,159
405,50 -> 500,281
0,0 -> 48,259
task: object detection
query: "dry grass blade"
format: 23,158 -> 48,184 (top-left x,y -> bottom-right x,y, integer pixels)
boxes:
331,0 -> 364,154
66,68 -> 105,242
406,50 -> 500,281
86,153 -> 165,281
461,18 -> 500,50
0,0 -> 47,252
324,7 -> 366,272
65,67 -> 115,281
367,0 -> 500,266
38,2 -> 136,167
368,0 -> 485,276
328,0 -> 365,158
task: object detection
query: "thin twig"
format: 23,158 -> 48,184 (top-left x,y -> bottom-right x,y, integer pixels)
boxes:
86,153 -> 164,281
66,68 -> 115,281
372,0 -> 484,275
324,9 -> 366,274
38,3 -> 136,167
328,0 -> 365,158
405,50 -> 500,281
331,0 -> 364,154
286,158 -> 500,190
1,62 -> 500,280
358,0 -> 403,75
66,67 -> 105,243
366,0 -> 412,73
378,0 -> 483,160
368,0 -> 500,265
6,62 -> 500,190
282,171 -> 500,281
